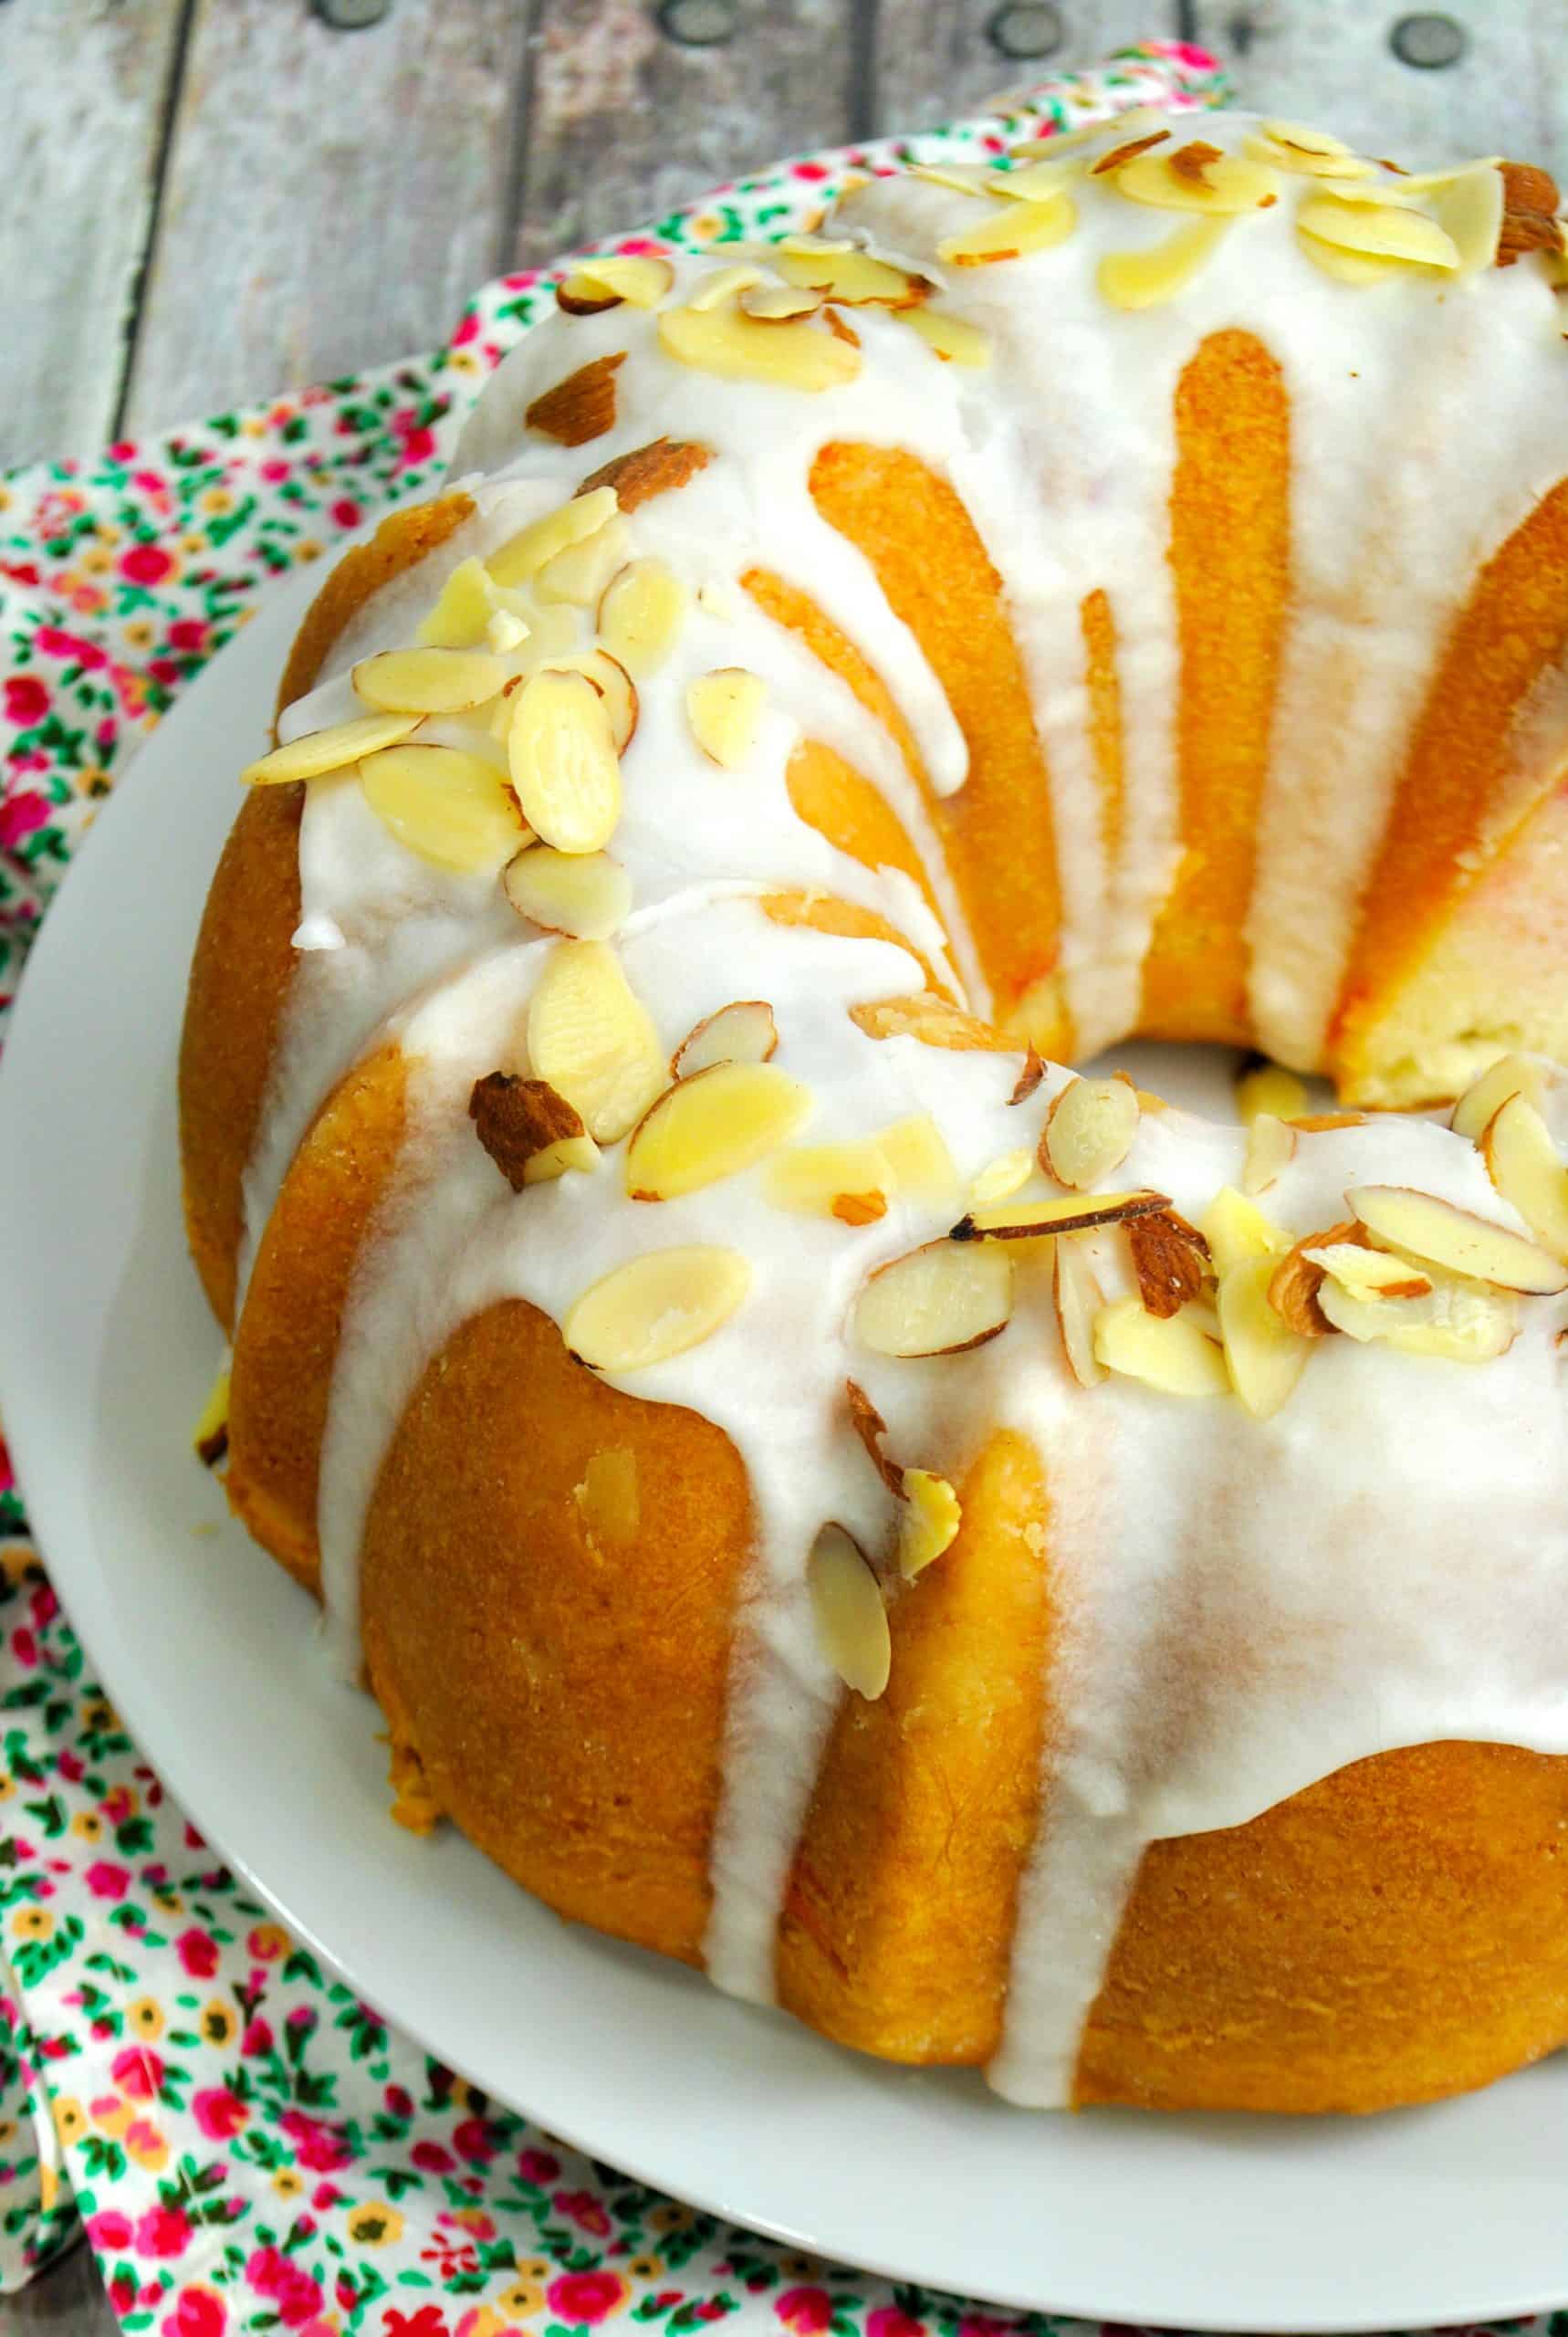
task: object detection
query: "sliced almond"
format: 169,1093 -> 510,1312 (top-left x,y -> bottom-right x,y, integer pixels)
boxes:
899,1470 -> 961,1579
193,1361 -> 230,1468
1098,215 -> 1229,309
507,669 -> 621,854
845,1378 -> 902,1494
534,648 -> 638,752
855,1240 -> 1014,1358
564,1244 -> 750,1371
898,308 -> 991,366
487,486 -> 620,589
1296,231 -> 1409,286
970,1148 -> 1033,1208
1318,1275 -> 1518,1361
808,1524 -> 890,1699
686,262 -> 765,310
468,1072 -> 594,1190
739,282 -> 824,320
1218,1258 -> 1311,1419
1236,1060 -> 1309,1125
1009,1045 -> 1045,1105
910,161 -> 1003,195
1246,120 -> 1369,180
995,158 -> 1086,201
1452,1053 -> 1546,1142
624,1062 -> 812,1200
351,646 -> 508,717
1127,1208 -> 1211,1320
1052,1236 -> 1105,1388
657,302 -> 861,390
242,711 -> 418,788
672,1000 -> 779,1078
937,194 -> 1076,266
503,845 -> 632,939
1288,1111 -> 1367,1133
877,1114 -> 959,1198
418,557 -> 527,650
687,667 -> 767,768
1242,1112 -> 1296,1197
1092,1299 -> 1229,1396
950,1188 -> 1169,1243
1088,130 -> 1172,175
525,352 -> 626,447
1199,1186 -> 1290,1276
598,557 -> 686,677
556,253 -> 674,312
1267,1221 -> 1363,1338
1347,1184 -> 1568,1295
774,242 -> 926,305
527,938 -> 666,1143
1480,1094 -> 1568,1263
1297,194 -> 1458,268
1301,1242 -> 1432,1303
1039,1074 -> 1140,1189
579,436 -> 712,513
767,1116 -> 956,1218
523,1130 -> 603,1184
1115,149 -> 1282,214
359,744 -> 525,874
534,515 -> 632,608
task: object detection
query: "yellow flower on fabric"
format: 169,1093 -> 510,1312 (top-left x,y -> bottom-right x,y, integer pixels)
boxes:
243,417 -> 267,438
297,540 -> 324,563
0,484 -> 11,511
81,546 -> 113,576
0,1776 -> 14,1804
648,2203 -> 695,2234
122,618 -> 156,652
71,1810 -> 104,1842
496,2283 -> 547,2321
201,1999 -> 237,2048
202,487 -> 235,514
12,1906 -> 53,1941
447,351 -> 482,378
125,2119 -> 169,2172
347,2202 -> 403,2248
512,2258 -> 552,2283
272,2167 -> 306,2199
51,2097 -> 87,2146
248,1921 -> 292,1961
78,768 -> 112,800
152,1889 -> 183,1915
627,2257 -> 664,2281
38,2163 -> 59,2212
83,1698 -> 120,1732
93,2096 -> 133,2139
127,1996 -> 164,2040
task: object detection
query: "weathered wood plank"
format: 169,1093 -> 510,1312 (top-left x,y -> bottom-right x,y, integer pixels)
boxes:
0,2234 -> 118,2337
872,0 -> 1182,134
507,0 -> 862,270
1194,0 -> 1568,178
0,0 -> 186,469
120,0 -> 532,437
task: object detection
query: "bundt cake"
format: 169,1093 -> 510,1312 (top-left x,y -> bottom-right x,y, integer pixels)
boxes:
179,110 -> 1568,2114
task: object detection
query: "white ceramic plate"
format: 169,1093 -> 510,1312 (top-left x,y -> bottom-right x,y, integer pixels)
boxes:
4,569 -> 1568,2335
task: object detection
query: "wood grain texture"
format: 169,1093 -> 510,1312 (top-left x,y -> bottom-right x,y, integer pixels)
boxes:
1196,0 -> 1568,175
870,0 -> 1179,132
0,0 -> 186,467
507,0 -> 862,269
0,2235 -> 118,2335
120,0 -> 533,435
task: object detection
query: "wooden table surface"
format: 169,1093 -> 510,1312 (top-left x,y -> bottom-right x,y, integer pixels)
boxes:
4,0 -> 1568,472
2,0 -> 1566,2325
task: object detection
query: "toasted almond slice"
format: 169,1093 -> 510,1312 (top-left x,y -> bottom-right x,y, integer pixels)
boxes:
193,1360 -> 231,1467
687,667 -> 767,767
534,515 -> 632,608
528,938 -> 666,1143
1115,150 -> 1282,214
242,711 -> 419,787
846,1378 -> 902,1493
1422,160 -> 1507,273
1480,1094 -> 1568,1263
1218,1257 -> 1311,1419
1236,1060 -> 1309,1125
1452,1053 -> 1546,1141
524,351 -> 626,447
507,669 -> 621,854
900,1470 -> 961,1579
1318,1275 -> 1518,1360
938,194 -> 1076,266
1009,1046 -> 1045,1105
533,648 -> 638,753
557,253 -> 674,312
899,307 -> 992,366
575,1448 -> 640,1546
1301,1242 -> 1432,1302
767,1115 -> 956,1217
1052,1236 -> 1105,1388
775,243 -> 925,305
910,161 -> 1000,195
1297,194 -> 1458,267
624,1061 -> 813,1200
657,302 -> 861,389
564,1244 -> 750,1371
351,646 -> 509,716
1098,215 -> 1229,309
1200,1186 -> 1290,1275
741,282 -> 824,320
1267,1221 -> 1361,1338
1288,1112 -> 1368,1132
1296,230 -> 1409,285
580,436 -> 713,513
358,745 -> 524,874
672,1000 -> 779,1078
970,1148 -> 1033,1208
808,1523 -> 890,1699
1088,130 -> 1173,175
1244,122 -> 1371,180
1127,1208 -> 1211,1319
1092,1298 -> 1230,1395
1241,1112 -> 1296,1197
994,157 -> 1085,202
951,1188 -> 1168,1242
418,557 -> 524,649
1347,1184 -> 1568,1294
856,1239 -> 1013,1357
487,487 -> 620,589
1039,1074 -> 1140,1189
503,845 -> 632,939
687,263 -> 766,310
598,557 -> 687,677
468,1072 -> 591,1190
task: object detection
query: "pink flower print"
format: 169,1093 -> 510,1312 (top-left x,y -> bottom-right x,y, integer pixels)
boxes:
868,2311 -> 925,2337
87,2209 -> 134,2250
451,310 -> 480,347
4,674 -> 48,726
246,2248 -> 323,2328
111,2046 -> 163,2100
452,2113 -> 497,2162
163,2288 -> 225,2337
777,2290 -> 833,2335
278,2106 -> 350,2171
1168,39 -> 1218,68
310,2183 -> 340,2209
134,2203 -> 191,2258
0,791 -> 49,853
553,2188 -> 611,2239
260,459 -> 291,485
131,468 -> 165,496
385,2083 -> 413,2117
384,2311 -> 449,2337
193,2086 -> 247,2140
411,2139 -> 454,2173
34,626 -> 107,669
331,498 -> 362,529
517,2146 -> 559,2185
0,1429 -> 10,1493
169,619 -> 208,653
241,2017 -> 273,2056
120,542 -> 173,588
174,1926 -> 219,1977
107,441 -> 137,463
84,1861 -> 129,1900
547,2271 -> 629,2325
110,2270 -> 137,2315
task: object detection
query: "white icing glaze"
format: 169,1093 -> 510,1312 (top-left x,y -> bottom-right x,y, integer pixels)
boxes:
227,110 -> 1568,2106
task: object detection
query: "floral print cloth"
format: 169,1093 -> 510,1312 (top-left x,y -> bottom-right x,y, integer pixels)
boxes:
8,42 -> 1468,2337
